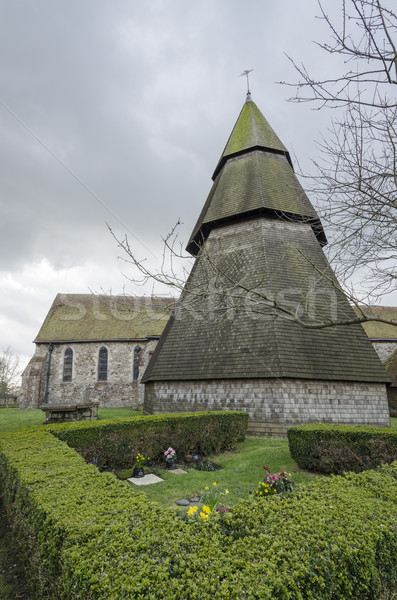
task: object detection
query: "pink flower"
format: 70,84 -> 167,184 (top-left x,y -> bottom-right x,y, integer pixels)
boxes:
263,466 -> 269,471
272,474 -> 277,481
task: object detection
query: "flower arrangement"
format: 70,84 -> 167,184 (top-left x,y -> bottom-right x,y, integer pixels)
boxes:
164,447 -> 177,463
135,453 -> 148,469
250,467 -> 294,498
187,482 -> 230,521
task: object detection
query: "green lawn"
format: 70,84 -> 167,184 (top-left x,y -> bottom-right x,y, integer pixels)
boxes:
118,436 -> 318,508
0,407 -> 142,432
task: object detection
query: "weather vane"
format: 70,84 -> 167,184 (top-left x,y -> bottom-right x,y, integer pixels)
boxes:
240,69 -> 253,94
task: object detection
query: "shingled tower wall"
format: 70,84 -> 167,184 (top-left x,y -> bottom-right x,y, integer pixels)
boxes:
142,94 -> 390,435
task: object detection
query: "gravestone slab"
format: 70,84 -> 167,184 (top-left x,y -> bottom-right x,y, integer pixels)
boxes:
167,468 -> 187,475
127,474 -> 164,486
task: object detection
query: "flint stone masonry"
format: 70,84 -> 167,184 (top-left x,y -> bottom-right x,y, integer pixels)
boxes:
20,340 -> 158,409
372,341 -> 397,364
144,378 -> 390,436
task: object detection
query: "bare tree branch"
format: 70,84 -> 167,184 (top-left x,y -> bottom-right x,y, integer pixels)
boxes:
0,347 -> 21,395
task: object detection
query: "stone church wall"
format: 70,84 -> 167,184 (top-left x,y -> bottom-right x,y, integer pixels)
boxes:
144,378 -> 390,436
372,341 -> 397,364
19,347 -> 47,409
20,340 -> 158,409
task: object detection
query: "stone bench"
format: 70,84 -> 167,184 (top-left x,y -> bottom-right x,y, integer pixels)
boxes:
41,402 -> 99,424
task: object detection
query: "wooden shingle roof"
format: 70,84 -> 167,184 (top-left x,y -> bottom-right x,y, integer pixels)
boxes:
186,96 -> 326,255
143,219 -> 389,384
35,294 -> 171,343
143,96 -> 389,386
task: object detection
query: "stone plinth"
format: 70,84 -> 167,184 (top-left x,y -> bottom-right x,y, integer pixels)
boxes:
42,402 -> 99,424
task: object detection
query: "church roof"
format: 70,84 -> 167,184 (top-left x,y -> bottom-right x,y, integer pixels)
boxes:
354,306 -> 397,340
35,294 -> 171,343
212,95 -> 290,180
143,96 -> 389,386
186,96 -> 326,255
143,218 -> 389,384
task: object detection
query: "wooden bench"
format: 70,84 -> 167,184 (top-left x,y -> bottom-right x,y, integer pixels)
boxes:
41,402 -> 99,424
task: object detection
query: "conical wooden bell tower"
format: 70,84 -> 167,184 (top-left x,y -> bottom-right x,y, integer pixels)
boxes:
142,94 -> 390,435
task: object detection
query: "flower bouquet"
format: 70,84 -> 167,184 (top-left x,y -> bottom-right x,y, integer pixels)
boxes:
164,447 -> 177,469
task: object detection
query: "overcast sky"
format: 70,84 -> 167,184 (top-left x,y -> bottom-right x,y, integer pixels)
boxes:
0,0 -> 362,372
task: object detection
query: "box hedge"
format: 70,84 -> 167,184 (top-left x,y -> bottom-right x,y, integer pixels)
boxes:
47,411 -> 249,469
288,423 -> 397,474
1,420 -> 397,599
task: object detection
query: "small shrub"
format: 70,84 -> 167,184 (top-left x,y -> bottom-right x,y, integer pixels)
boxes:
195,458 -> 222,471
288,423 -> 397,474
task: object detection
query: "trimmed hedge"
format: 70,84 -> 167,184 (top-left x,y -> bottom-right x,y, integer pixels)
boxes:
288,423 -> 397,474
1,427 -> 397,599
47,411 -> 249,469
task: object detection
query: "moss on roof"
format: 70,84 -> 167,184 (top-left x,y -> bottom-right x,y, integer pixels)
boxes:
187,151 -> 323,254
187,98 -> 325,256
354,306 -> 397,339
213,98 -> 288,179
35,294 -> 171,343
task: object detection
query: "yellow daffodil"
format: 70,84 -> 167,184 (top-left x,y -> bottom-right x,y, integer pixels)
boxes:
213,482 -> 217,486
225,489 -> 229,494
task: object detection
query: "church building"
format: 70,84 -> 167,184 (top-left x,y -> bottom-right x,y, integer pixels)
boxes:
142,93 -> 391,435
19,294 -> 170,409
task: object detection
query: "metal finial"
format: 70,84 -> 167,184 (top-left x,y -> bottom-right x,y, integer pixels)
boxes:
239,69 -> 253,94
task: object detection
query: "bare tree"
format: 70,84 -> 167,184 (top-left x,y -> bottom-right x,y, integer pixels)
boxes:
110,223 -> 397,330
0,346 -> 21,395
109,2 -> 397,331
282,0 -> 397,301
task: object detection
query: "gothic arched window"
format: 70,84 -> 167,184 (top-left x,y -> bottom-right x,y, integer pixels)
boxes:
133,346 -> 142,381
98,347 -> 108,381
63,348 -> 73,382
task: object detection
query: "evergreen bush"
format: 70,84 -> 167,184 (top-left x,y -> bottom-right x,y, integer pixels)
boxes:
288,423 -> 397,474
0,425 -> 396,599
48,411 -> 248,469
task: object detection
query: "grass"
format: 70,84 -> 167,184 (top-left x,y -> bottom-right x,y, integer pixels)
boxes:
117,436 -> 318,508
0,407 -> 142,432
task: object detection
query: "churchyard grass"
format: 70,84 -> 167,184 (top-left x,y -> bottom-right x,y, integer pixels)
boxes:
0,407 -> 143,432
116,436 -> 319,507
